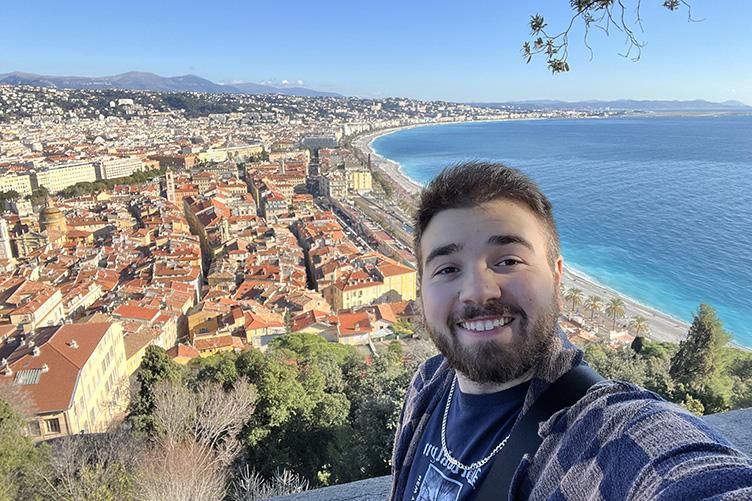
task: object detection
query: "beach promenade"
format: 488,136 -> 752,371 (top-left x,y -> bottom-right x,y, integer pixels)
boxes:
353,125 -> 692,345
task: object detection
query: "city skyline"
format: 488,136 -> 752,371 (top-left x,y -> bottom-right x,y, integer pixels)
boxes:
4,1 -> 751,104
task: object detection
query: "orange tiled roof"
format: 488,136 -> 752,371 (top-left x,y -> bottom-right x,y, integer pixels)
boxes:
1,323 -> 113,414
166,343 -> 200,359
336,310 -> 372,337
113,302 -> 160,322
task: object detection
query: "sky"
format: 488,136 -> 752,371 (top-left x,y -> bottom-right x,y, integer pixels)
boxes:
2,1 -> 751,104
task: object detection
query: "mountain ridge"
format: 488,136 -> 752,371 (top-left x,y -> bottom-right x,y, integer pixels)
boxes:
0,70 -> 342,97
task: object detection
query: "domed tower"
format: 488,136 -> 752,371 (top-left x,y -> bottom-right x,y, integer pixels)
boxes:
39,197 -> 67,235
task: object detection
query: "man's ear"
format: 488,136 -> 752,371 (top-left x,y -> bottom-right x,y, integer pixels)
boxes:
554,256 -> 564,308
554,256 -> 564,286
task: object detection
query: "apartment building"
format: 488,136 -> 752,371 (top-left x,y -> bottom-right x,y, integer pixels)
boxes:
0,170 -> 33,196
0,322 -> 129,441
32,161 -> 98,193
6,283 -> 65,333
320,258 -> 417,311
346,169 -> 372,193
96,156 -> 144,180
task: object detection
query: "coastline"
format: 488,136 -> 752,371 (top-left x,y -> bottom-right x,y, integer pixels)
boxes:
352,121 -> 695,345
560,267 -> 689,344
351,123 -> 430,196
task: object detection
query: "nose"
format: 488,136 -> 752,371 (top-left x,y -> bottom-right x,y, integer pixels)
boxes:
458,265 -> 502,305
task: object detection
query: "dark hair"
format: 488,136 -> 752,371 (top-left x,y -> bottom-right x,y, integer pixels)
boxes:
413,161 -> 560,274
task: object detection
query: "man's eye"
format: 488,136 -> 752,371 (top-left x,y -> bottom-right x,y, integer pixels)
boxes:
434,266 -> 458,276
497,259 -> 521,267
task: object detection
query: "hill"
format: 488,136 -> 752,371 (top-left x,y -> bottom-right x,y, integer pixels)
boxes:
0,71 -> 341,97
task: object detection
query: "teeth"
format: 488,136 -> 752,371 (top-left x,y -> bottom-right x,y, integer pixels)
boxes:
460,317 -> 513,331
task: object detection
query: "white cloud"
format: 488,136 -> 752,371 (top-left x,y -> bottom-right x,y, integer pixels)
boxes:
281,79 -> 290,85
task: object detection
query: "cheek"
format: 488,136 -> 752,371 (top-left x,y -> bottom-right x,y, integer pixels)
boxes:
505,276 -> 546,309
420,283 -> 456,319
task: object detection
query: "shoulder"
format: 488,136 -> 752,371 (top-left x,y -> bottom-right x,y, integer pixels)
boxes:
410,354 -> 448,392
538,380 -> 752,499
547,379 -> 735,456
401,355 -> 452,418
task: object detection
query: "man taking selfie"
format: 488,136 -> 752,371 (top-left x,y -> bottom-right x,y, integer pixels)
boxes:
390,162 -> 752,500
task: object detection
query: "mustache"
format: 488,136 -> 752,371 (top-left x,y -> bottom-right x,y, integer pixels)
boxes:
449,300 -> 527,324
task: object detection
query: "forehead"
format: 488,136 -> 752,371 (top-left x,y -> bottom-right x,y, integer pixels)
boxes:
420,199 -> 547,260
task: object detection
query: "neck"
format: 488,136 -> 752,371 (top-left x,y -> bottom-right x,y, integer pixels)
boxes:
456,368 -> 535,395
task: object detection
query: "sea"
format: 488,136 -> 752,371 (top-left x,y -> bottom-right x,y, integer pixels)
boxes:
371,115 -> 752,348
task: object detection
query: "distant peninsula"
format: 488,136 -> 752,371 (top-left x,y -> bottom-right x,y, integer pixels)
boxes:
472,99 -> 752,112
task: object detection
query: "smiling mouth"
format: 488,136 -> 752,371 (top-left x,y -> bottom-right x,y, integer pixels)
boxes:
457,316 -> 514,332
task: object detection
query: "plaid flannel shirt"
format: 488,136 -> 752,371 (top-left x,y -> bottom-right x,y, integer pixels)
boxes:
389,331 -> 752,500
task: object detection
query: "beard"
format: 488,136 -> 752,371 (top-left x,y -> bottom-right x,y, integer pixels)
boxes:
426,292 -> 560,384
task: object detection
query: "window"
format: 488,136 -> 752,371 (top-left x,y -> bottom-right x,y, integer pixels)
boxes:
45,418 -> 61,434
27,421 -> 41,436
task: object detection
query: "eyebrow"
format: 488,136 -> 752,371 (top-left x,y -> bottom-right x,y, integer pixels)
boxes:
423,234 -> 534,269
487,234 -> 534,252
424,243 -> 462,269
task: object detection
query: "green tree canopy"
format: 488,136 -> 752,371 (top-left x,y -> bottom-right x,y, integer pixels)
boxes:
605,297 -> 626,330
584,295 -> 603,321
564,287 -> 584,311
670,304 -> 730,392
629,316 -> 650,337
129,346 -> 183,436
0,399 -> 44,501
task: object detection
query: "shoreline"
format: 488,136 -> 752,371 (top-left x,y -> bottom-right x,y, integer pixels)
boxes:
560,267 -> 689,344
352,123 -> 437,195
352,121 -> 701,346
352,117 -> 556,196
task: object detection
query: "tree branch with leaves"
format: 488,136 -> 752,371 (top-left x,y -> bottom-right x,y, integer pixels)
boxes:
522,0 -> 697,73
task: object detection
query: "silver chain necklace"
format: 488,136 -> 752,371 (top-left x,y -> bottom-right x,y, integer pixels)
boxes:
440,375 -> 511,471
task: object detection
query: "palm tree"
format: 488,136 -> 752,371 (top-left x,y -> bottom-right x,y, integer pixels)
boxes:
564,287 -> 583,312
584,295 -> 603,322
629,316 -> 650,337
605,297 -> 626,330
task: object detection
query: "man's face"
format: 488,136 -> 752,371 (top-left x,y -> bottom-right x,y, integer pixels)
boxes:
419,198 -> 563,384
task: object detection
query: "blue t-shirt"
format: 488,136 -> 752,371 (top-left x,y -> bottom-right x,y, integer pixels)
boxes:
402,378 -> 530,501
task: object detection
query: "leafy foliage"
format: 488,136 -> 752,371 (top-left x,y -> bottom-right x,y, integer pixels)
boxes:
163,94 -> 235,118
585,304 -> 751,416
670,304 -> 731,392
0,399 -> 45,501
370,169 -> 394,198
584,295 -> 603,321
564,287 -> 583,311
8,302 -> 749,497
390,320 -> 417,338
605,297 -> 626,329
129,346 -> 184,436
522,1 -> 696,73
25,186 -> 50,206
58,168 -> 165,198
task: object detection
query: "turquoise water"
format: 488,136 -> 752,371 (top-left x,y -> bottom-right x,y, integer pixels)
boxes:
372,116 -> 752,347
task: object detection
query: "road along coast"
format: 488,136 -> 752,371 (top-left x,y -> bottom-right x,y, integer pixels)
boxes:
353,124 -> 692,345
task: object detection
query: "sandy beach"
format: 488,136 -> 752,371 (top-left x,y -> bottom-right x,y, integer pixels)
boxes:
561,268 -> 689,343
353,124 -> 692,345
352,126 -> 423,196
